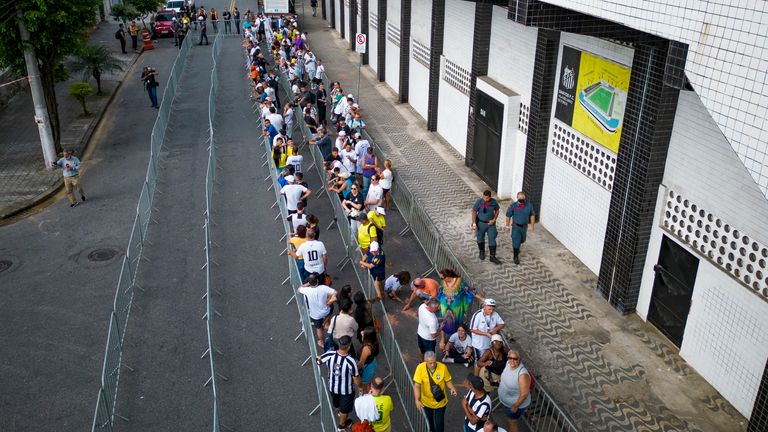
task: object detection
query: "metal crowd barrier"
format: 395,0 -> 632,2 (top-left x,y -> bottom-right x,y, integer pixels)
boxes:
91,31 -> 193,432
303,32 -> 580,432
264,53 -> 431,431
202,30 -> 227,432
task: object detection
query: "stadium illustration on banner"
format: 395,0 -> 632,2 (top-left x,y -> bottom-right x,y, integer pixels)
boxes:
554,46 -> 631,154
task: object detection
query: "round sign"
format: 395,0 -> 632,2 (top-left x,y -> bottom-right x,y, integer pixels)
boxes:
356,33 -> 366,45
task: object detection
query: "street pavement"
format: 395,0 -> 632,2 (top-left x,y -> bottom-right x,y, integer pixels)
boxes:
0,31 -> 177,431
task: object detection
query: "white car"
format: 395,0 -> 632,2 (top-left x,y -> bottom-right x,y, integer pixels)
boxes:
164,0 -> 193,13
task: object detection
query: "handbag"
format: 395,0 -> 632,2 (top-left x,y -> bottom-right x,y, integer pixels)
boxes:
426,367 -> 445,402
323,311 -> 339,352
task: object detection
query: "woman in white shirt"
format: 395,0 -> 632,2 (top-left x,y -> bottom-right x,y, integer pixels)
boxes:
378,159 -> 394,211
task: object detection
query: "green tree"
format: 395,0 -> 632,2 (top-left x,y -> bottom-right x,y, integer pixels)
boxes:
110,3 -> 142,25
68,45 -> 125,95
0,0 -> 101,151
68,82 -> 94,115
127,0 -> 166,27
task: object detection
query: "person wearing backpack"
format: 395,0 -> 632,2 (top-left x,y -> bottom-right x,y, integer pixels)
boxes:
115,24 -> 127,54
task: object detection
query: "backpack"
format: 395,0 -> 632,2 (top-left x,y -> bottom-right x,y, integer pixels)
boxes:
351,420 -> 374,432
115,30 -> 121,39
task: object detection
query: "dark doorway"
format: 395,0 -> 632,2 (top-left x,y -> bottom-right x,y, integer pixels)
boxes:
471,91 -> 504,190
648,235 -> 699,347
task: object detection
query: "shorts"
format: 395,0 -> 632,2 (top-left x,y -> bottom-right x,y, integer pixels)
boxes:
416,290 -> 432,300
417,335 -> 437,354
382,188 -> 390,197
310,312 -> 329,329
504,405 -> 527,420
371,272 -> 386,282
331,392 -> 355,414
360,358 -> 377,384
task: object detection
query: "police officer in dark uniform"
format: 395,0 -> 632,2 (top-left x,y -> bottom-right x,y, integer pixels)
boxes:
504,191 -> 536,264
472,190 -> 502,264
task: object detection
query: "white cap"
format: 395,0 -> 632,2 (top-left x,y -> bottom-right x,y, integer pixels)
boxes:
347,93 -> 354,98
285,175 -> 295,183
354,132 -> 361,138
369,241 -> 380,252
198,16 -> 204,21
375,206 -> 386,215
353,103 -> 359,108
338,131 -> 346,136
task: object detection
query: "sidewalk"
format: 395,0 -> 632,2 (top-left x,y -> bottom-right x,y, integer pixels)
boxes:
0,20 -> 140,221
300,13 -> 748,432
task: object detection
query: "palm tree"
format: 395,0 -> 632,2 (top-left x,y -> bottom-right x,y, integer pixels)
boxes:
68,45 -> 125,95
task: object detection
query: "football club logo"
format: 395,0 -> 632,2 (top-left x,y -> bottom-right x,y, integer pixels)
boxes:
562,66 -> 575,90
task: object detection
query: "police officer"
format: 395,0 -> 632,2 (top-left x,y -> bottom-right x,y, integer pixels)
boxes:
504,191 -> 536,264
472,190 -> 502,264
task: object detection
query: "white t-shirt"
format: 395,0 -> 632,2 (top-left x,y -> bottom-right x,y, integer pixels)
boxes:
288,212 -> 308,232
298,284 -> 336,320
266,113 -> 284,131
469,310 -> 505,350
281,184 -> 308,211
448,332 -> 472,354
340,148 -> 356,172
261,106 -> 272,119
417,303 -> 439,341
296,240 -> 327,273
366,184 -> 383,210
286,155 -> 303,174
335,137 -> 347,152
380,169 -> 393,189
384,274 -> 402,293
315,64 -> 325,80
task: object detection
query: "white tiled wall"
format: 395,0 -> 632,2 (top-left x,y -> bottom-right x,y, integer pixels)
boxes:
487,6 -> 538,107
442,0 -> 475,71
437,56 -> 470,156
368,0 -> 378,73
407,0 -> 431,120
385,21 -> 401,92
334,0 -> 341,34
540,0 -> 768,199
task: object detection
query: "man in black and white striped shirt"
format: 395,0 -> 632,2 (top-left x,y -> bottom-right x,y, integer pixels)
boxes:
318,335 -> 362,430
461,374 -> 492,432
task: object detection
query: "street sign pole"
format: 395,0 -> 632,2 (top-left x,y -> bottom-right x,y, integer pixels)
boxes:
355,33 -> 366,106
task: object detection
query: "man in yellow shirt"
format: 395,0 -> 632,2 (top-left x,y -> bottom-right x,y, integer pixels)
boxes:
370,377 -> 393,432
413,351 -> 458,432
367,206 -> 386,244
357,214 -> 378,254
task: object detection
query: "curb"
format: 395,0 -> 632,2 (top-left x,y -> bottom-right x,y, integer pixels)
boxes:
0,51 -> 143,221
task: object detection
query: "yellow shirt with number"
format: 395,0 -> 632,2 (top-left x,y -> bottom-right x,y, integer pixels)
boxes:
413,362 -> 451,409
371,394 -> 393,432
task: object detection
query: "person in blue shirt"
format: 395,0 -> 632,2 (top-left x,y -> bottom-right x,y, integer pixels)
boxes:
472,190 -> 501,264
504,192 -> 536,265
262,118 -> 278,142
360,241 -> 386,301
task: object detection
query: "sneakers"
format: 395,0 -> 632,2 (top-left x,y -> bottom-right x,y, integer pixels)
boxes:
442,355 -> 454,363
81,196 -> 86,202
70,202 -> 78,207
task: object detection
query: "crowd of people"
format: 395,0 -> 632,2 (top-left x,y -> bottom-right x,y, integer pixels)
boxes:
240,12 -> 534,432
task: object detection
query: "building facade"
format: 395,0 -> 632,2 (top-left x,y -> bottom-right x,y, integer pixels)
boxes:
328,0 -> 768,427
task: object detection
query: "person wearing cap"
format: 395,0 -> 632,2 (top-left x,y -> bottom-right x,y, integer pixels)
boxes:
280,174 -> 311,214
52,149 -> 86,207
367,206 -> 386,245
413,350 -> 458,432
475,334 -> 508,391
331,170 -> 353,200
498,350 -> 531,432
402,277 -> 439,311
298,273 -> 337,347
503,191 -> 536,265
360,241 -> 386,301
318,335 -> 363,431
469,299 -> 505,359
357,214 -> 378,255
198,15 -> 209,45
334,129 -> 348,153
472,190 -> 502,264
461,374 -> 492,432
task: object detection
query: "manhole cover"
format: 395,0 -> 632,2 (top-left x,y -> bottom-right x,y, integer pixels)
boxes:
88,248 -> 118,262
0,260 -> 12,272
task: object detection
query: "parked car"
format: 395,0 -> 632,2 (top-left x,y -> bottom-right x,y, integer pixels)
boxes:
154,10 -> 178,37
165,0 -> 194,13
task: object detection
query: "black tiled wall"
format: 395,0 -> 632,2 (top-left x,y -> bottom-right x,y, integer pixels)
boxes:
377,0 -> 387,82
427,0 -> 446,132
329,0 -> 336,28
340,0 -> 345,39
749,359 -> 768,432
398,0 -> 412,103
521,28 -> 560,219
597,41 -> 682,314
464,2 -> 493,168
349,0 -> 358,51
361,0 -> 369,65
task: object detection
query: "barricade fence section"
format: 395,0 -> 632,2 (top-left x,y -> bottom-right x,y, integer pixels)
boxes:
203,30 -> 226,432
263,51 -> 431,432
307,32 -> 579,432
91,32 -> 193,432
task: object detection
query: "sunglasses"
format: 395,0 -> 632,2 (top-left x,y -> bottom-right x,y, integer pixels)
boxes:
508,357 -> 520,361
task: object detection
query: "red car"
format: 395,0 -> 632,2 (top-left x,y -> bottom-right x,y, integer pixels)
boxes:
154,10 -> 178,37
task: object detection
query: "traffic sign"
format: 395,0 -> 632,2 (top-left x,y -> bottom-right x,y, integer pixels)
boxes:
355,33 -> 367,54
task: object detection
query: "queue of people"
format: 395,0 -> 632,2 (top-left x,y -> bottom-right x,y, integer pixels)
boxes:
243,13 -> 534,432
